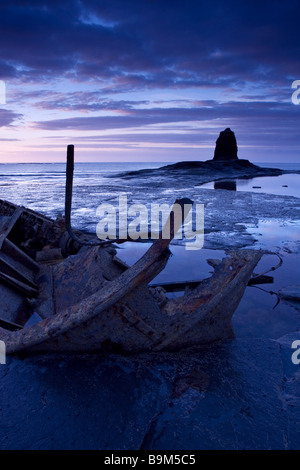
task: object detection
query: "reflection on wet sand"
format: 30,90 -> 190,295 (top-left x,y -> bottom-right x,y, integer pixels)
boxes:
214,180 -> 237,191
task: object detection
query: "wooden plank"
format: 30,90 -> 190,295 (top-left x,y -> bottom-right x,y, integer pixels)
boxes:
0,207 -> 23,249
120,306 -> 161,342
0,271 -> 38,298
0,255 -> 38,290
2,238 -> 39,272
0,317 -> 23,331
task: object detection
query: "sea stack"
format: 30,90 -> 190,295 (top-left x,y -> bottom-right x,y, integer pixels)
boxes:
213,128 -> 238,161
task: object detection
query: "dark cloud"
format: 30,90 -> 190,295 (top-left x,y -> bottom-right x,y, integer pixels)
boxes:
0,0 -> 298,87
33,100 -> 299,131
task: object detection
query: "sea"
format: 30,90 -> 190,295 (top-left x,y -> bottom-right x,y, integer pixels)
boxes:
0,160 -> 299,226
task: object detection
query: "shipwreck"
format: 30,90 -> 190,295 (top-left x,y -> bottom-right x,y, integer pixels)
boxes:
0,146 -> 266,355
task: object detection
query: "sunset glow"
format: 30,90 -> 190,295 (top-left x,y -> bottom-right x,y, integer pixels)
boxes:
0,1 -> 299,163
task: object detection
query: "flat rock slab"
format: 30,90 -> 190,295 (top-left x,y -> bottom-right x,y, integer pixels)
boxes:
116,159 -> 290,183
0,336 -> 299,450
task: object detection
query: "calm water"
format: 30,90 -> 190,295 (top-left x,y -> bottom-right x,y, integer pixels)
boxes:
199,173 -> 300,198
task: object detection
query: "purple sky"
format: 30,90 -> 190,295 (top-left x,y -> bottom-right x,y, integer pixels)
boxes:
0,0 -> 299,163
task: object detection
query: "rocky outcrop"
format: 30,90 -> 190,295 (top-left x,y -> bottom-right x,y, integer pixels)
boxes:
213,128 -> 238,161
113,126 -> 300,184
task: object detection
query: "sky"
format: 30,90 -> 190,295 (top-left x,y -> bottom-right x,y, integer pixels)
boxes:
0,0 -> 299,163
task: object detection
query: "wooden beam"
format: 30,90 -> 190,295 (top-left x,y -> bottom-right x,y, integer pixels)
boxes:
0,207 -> 23,249
0,271 -> 38,298
2,238 -> 39,273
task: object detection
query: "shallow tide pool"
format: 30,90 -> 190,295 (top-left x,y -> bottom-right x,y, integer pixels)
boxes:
198,173 -> 300,198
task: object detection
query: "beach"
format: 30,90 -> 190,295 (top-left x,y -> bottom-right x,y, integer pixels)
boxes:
0,160 -> 299,450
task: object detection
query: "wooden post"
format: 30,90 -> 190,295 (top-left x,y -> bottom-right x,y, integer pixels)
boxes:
65,144 -> 74,236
